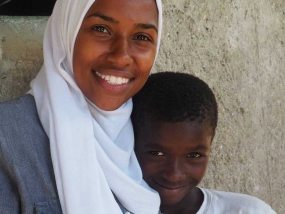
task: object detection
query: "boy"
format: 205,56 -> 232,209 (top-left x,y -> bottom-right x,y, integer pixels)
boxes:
131,72 -> 276,214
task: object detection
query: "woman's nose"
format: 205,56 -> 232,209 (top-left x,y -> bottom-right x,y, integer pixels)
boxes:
106,37 -> 134,68
161,158 -> 186,183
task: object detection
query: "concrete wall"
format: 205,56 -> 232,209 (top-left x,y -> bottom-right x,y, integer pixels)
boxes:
0,0 -> 284,212
0,16 -> 47,101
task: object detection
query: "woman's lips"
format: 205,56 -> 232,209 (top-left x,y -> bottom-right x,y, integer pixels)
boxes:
95,71 -> 130,85
92,70 -> 133,94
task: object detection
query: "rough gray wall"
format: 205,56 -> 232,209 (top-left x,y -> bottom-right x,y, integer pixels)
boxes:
0,16 -> 47,101
0,0 -> 284,213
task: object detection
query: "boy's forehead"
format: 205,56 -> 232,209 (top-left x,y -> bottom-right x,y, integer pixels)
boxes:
136,119 -> 214,147
142,119 -> 214,134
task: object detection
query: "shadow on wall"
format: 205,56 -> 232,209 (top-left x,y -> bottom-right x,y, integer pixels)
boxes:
0,0 -> 55,16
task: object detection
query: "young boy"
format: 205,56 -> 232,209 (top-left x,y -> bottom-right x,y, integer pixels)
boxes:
131,72 -> 276,214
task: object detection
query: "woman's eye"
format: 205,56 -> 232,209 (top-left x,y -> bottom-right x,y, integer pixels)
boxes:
92,26 -> 109,34
148,151 -> 164,156
134,34 -> 151,41
187,153 -> 201,158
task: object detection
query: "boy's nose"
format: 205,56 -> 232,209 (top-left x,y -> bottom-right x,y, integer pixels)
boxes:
106,37 -> 134,68
161,158 -> 186,183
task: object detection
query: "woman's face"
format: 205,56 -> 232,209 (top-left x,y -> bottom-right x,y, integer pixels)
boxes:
73,0 -> 158,110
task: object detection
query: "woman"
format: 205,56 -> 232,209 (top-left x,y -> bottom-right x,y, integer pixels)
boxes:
0,0 -> 162,213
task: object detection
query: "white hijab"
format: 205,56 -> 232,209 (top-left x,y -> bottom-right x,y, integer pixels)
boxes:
29,0 -> 163,213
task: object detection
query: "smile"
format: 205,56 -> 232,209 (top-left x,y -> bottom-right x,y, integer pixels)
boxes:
95,71 -> 130,85
153,180 -> 187,191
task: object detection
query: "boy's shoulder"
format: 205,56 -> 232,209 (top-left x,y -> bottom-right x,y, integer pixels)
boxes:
198,188 -> 276,214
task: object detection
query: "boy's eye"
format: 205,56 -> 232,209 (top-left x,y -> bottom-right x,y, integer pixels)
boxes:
187,152 -> 201,158
148,151 -> 164,156
92,26 -> 109,34
134,34 -> 151,41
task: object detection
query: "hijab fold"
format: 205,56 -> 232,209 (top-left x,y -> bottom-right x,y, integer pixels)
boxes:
29,0 -> 163,213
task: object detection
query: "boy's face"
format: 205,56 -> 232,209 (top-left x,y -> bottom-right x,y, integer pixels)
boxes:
135,121 -> 213,206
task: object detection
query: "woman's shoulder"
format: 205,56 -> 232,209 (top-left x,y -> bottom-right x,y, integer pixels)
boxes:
199,188 -> 276,214
0,94 -> 37,120
0,94 -> 45,136
0,95 -> 61,213
0,94 -> 49,157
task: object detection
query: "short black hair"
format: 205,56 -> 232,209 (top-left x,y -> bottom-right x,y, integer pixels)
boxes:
131,72 -> 218,132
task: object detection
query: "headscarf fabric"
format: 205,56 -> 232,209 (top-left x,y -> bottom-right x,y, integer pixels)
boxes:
29,0 -> 163,213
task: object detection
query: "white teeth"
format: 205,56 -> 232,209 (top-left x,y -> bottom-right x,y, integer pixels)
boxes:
110,76 -> 116,84
95,72 -> 130,85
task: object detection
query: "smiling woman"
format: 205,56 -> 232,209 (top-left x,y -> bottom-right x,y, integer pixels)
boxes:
73,0 -> 158,110
0,0 -> 162,213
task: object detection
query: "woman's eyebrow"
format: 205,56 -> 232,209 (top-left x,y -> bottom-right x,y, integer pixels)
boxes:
86,12 -> 157,33
135,23 -> 158,33
86,12 -> 119,23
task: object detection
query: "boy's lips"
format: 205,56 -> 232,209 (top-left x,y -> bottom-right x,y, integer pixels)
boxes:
152,179 -> 188,191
